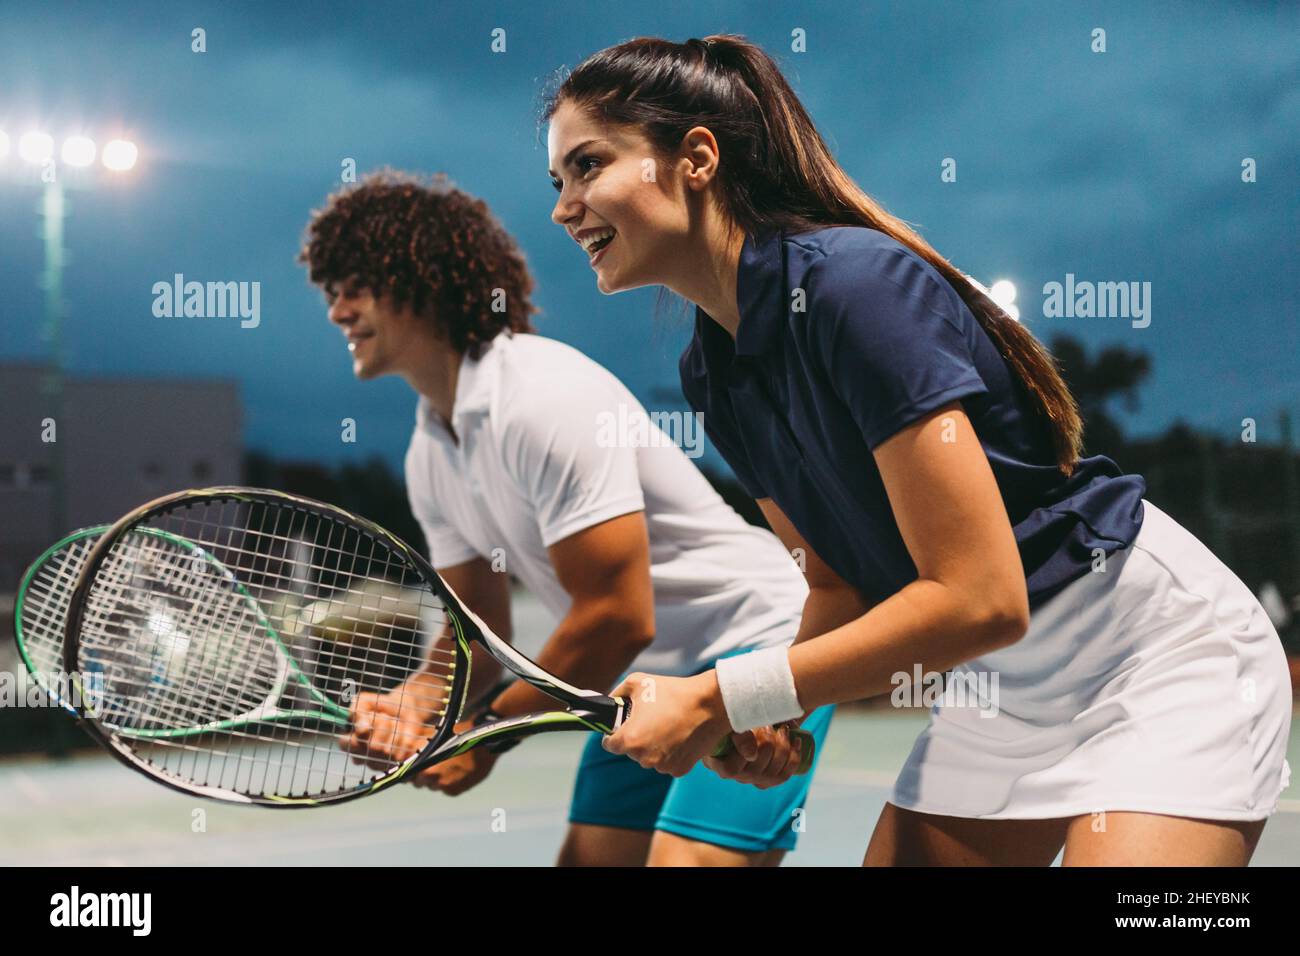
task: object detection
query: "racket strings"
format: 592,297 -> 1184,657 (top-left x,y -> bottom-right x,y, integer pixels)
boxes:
20,534 -> 97,681
80,534 -> 285,732
75,497 -> 462,799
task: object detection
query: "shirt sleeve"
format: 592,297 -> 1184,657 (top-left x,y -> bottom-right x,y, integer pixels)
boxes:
498,376 -> 646,548
806,244 -> 988,450
404,445 -> 480,569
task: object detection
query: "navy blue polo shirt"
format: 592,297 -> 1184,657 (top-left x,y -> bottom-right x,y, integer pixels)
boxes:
680,226 -> 1147,610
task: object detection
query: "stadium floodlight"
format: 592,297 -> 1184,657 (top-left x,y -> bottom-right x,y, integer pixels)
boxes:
988,279 -> 1020,322
18,131 -> 54,164
101,138 -> 138,172
2,123 -> 142,544
61,135 -> 97,167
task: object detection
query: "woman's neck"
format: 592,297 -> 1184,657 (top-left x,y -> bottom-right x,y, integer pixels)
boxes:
669,219 -> 747,340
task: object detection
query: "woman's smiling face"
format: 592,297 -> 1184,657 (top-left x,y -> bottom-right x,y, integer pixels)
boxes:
547,99 -> 693,295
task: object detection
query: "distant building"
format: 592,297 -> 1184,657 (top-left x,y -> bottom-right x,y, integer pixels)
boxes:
0,364 -> 241,590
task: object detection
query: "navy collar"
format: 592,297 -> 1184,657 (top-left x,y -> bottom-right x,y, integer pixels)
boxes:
695,228 -> 786,360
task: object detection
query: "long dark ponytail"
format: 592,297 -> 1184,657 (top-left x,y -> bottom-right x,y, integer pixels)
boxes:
541,34 -> 1082,475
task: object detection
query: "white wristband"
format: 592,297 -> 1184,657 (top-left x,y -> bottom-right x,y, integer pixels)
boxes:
714,645 -> 803,733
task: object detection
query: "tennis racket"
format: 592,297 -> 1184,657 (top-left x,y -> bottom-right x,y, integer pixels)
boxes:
20,524 -> 346,737
16,527 -> 107,714
16,525 -> 217,721
62,487 -> 813,807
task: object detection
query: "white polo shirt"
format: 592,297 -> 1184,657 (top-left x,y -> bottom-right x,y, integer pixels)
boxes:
403,332 -> 808,677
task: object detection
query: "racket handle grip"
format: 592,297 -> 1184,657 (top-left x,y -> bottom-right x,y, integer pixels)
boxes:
612,699 -> 814,776
711,726 -> 816,776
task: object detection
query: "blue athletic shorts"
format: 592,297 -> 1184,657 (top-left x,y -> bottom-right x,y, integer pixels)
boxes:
568,649 -> 833,853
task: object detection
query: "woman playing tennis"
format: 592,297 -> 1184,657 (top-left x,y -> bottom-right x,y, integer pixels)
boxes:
542,34 -> 1291,865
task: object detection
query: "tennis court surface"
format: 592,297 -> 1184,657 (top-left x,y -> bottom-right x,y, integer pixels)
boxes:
3,709 -> 1296,866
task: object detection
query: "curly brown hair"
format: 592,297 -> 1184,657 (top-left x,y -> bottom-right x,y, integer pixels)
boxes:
298,168 -> 539,356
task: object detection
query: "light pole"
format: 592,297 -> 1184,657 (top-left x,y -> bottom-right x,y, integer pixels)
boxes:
40,178 -> 67,542
3,127 -> 138,540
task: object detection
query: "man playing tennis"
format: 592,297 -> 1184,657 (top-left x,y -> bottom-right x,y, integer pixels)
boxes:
298,169 -> 831,866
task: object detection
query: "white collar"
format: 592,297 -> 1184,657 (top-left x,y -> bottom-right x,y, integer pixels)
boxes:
415,331 -> 508,436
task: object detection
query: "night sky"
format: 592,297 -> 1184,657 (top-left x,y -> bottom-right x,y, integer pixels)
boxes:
1,0 -> 1295,476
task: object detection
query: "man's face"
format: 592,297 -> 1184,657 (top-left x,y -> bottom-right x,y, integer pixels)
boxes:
325,277 -> 413,380
547,100 -> 692,295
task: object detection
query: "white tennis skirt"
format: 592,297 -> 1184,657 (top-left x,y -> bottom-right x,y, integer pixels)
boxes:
890,499 -> 1293,821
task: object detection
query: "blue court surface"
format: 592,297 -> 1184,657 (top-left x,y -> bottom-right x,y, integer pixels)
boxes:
2,708 -> 1296,867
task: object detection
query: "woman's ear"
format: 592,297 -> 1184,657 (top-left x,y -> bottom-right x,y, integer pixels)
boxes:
680,126 -> 722,191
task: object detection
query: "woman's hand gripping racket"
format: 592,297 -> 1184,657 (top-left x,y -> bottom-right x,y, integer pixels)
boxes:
61,487 -> 811,807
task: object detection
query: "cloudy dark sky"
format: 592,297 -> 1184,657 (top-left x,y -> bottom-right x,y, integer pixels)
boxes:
1,0 -> 1295,475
